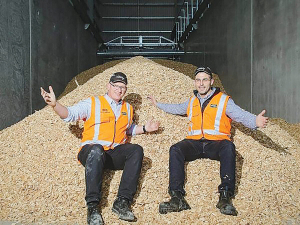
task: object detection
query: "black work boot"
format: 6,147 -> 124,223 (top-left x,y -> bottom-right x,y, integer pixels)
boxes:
112,197 -> 135,221
87,202 -> 104,225
216,190 -> 238,216
159,190 -> 191,214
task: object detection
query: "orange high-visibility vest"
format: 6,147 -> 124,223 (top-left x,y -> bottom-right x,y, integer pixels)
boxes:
80,96 -> 133,150
186,92 -> 232,140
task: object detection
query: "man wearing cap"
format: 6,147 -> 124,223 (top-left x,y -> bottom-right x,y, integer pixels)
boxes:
148,67 -> 268,216
41,72 -> 160,224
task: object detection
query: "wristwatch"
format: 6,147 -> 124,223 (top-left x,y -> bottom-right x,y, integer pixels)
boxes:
143,125 -> 147,133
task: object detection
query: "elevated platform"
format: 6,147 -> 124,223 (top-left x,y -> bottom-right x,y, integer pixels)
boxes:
98,36 -> 184,58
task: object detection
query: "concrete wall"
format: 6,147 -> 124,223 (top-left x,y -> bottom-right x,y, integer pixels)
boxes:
183,0 -> 300,123
253,1 -> 300,123
0,0 -> 103,130
0,0 -> 31,130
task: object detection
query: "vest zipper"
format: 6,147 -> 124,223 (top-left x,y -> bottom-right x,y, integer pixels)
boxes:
201,102 -> 204,138
200,94 -> 214,139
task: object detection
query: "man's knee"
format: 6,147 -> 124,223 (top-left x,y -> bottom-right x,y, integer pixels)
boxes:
169,143 -> 183,157
131,144 -> 144,161
220,140 -> 236,157
87,145 -> 105,162
78,144 -> 105,166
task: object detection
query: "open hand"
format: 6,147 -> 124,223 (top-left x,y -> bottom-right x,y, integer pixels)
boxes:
41,86 -> 56,107
145,118 -> 160,132
256,110 -> 268,128
147,95 -> 157,106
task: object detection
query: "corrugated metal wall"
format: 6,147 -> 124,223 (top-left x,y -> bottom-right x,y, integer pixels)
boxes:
183,0 -> 300,123
0,0 -> 31,130
99,0 -> 178,42
252,0 -> 300,123
0,0 -> 103,130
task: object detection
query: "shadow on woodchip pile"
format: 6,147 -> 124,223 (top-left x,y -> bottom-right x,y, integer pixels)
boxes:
0,57 -> 299,225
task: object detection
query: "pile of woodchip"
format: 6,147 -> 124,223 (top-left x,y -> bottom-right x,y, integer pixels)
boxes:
0,56 -> 299,224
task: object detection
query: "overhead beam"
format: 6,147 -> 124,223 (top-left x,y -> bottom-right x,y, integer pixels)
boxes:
102,31 -> 172,33
102,17 -> 175,20
97,50 -> 184,57
101,3 -> 178,6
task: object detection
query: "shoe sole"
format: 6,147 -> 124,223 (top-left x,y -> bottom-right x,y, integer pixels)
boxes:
220,209 -> 238,216
159,207 -> 179,214
217,204 -> 238,216
159,205 -> 190,214
112,208 -> 135,221
88,214 -> 104,225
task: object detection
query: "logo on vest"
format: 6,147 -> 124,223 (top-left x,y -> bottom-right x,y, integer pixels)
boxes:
101,109 -> 110,113
210,104 -> 218,108
122,112 -> 127,115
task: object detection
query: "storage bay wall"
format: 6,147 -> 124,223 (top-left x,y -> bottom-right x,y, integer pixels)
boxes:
183,0 -> 300,123
0,0 -> 102,130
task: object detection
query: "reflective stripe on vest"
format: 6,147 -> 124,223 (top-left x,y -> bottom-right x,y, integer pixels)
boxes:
188,129 -> 230,136
214,93 -> 227,133
188,96 -> 196,132
80,140 -> 113,148
93,96 -> 101,141
188,96 -> 196,121
126,102 -> 131,129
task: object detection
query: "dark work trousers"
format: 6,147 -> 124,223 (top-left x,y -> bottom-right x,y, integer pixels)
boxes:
78,143 -> 144,205
169,139 -> 236,195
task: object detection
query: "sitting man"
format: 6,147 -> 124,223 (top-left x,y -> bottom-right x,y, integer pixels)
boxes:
148,67 -> 268,216
41,72 -> 160,224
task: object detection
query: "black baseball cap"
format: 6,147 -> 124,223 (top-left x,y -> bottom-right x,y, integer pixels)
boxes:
109,72 -> 128,85
194,67 -> 212,78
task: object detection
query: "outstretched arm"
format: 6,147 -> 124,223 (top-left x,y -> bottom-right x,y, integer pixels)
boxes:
148,95 -> 188,115
40,86 -> 68,119
134,118 -> 160,135
148,95 -> 157,107
226,99 -> 269,129
256,110 -> 269,128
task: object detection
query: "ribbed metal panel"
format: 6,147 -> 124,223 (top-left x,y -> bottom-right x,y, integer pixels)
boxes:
0,0 -> 103,130
99,0 -> 179,42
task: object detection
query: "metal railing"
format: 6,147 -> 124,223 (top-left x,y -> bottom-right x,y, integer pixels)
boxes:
105,36 -> 177,49
174,0 -> 211,44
